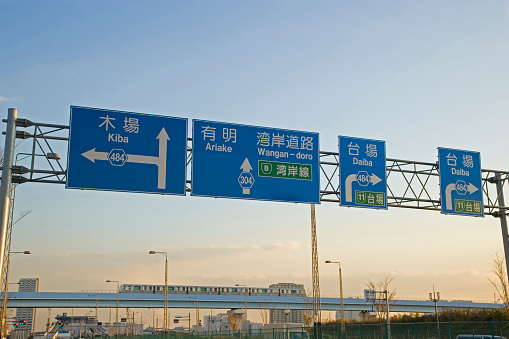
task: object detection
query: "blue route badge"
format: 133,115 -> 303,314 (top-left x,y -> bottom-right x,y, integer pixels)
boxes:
67,106 -> 188,195
438,147 -> 483,217
339,136 -> 387,209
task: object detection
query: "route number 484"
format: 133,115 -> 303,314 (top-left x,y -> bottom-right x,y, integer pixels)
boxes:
108,149 -> 128,166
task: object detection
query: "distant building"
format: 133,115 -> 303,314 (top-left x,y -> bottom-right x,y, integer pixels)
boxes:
15,278 -> 39,333
203,313 -> 229,332
269,283 -> 305,324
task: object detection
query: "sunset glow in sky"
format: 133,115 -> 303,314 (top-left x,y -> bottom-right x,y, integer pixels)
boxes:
1,0 -> 509,331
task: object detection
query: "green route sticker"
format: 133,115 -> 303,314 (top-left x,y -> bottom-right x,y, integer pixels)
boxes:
455,199 -> 482,215
258,160 -> 312,180
355,191 -> 385,206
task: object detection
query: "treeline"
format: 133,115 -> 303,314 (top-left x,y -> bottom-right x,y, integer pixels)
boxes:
322,309 -> 509,325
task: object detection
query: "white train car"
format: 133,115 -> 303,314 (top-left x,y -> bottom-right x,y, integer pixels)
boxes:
119,284 -> 306,297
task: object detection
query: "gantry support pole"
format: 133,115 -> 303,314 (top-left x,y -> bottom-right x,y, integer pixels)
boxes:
494,173 -> 509,284
0,108 -> 17,337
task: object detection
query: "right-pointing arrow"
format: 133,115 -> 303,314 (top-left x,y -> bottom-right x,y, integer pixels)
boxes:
467,183 -> 478,194
370,173 -> 382,185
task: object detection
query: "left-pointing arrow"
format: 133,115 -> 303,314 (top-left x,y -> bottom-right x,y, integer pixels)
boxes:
81,148 -> 109,163
80,128 -> 170,189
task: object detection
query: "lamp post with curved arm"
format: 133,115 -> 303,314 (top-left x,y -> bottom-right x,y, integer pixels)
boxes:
106,280 -> 119,333
325,260 -> 345,332
149,251 -> 168,332
0,250 -> 31,337
235,284 -> 248,334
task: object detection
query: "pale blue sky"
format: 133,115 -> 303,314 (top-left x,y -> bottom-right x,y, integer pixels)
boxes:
1,0 -> 509,330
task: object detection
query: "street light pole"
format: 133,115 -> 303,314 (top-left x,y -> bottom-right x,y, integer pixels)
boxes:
1,250 -> 30,337
325,260 -> 344,332
189,297 -> 200,333
235,284 -> 248,333
429,285 -> 440,329
106,280 -> 119,334
149,250 -> 168,332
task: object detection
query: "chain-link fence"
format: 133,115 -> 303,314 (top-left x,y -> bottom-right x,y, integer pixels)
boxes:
110,322 -> 509,339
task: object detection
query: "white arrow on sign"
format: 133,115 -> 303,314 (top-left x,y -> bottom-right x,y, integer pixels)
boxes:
239,158 -> 254,195
344,173 -> 382,203
444,182 -> 479,210
240,158 -> 253,173
81,128 -> 170,189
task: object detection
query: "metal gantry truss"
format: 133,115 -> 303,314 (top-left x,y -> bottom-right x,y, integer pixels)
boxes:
319,151 -> 509,216
2,116 -> 509,335
7,118 -> 509,217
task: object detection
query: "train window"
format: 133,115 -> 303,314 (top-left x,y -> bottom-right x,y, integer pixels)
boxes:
149,286 -> 153,290
200,288 -> 206,292
232,288 -> 238,292
134,286 -> 140,290
168,287 -> 174,291
291,290 -> 297,294
262,289 -> 268,293
214,288 -> 217,292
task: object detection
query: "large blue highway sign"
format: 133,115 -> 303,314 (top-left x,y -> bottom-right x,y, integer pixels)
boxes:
339,136 -> 387,209
67,106 -> 188,195
191,120 -> 320,204
438,147 -> 483,217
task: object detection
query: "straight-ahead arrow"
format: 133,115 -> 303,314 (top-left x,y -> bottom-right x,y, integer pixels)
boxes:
240,158 -> 253,173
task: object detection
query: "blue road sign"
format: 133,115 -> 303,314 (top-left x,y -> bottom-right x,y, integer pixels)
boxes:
191,120 -> 320,204
339,136 -> 387,209
438,147 -> 483,217
66,106 -> 188,195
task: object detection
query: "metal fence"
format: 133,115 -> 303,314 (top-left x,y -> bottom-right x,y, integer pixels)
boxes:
110,322 -> 509,339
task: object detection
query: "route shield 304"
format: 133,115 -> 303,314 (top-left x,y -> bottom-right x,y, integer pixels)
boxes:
339,136 -> 387,209
191,119 -> 320,204
438,147 -> 483,217
66,106 -> 188,195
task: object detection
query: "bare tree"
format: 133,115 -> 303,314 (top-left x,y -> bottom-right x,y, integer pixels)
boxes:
256,303 -> 269,324
489,251 -> 509,316
366,275 -> 397,321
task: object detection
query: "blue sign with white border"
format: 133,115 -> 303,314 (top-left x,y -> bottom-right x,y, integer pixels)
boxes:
191,120 -> 320,203
339,136 -> 387,209
438,147 -> 483,217
66,106 -> 188,195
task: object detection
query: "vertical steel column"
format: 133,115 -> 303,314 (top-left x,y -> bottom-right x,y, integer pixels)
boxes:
495,173 -> 509,283
0,108 -> 17,338
0,109 -> 17,277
